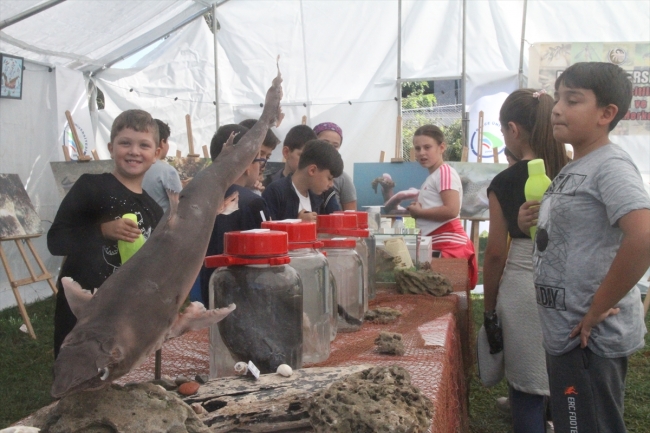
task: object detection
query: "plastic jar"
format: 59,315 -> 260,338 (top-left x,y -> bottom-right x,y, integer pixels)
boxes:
320,238 -> 364,333
318,214 -> 369,312
334,211 -> 376,301
262,220 -> 331,364
206,229 -> 302,376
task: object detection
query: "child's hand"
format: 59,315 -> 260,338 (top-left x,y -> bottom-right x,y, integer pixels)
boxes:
570,307 -> 620,348
101,218 -> 142,242
298,210 -> 317,222
251,180 -> 265,193
517,200 -> 540,235
406,201 -> 422,218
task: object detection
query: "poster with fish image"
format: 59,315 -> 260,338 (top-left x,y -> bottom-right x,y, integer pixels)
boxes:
0,174 -> 43,239
354,162 -> 507,219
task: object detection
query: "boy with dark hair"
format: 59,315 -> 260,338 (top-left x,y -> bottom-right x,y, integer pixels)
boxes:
520,62 -> 650,432
142,119 -> 182,213
263,139 -> 343,221
263,124 -> 317,186
239,118 -> 280,159
48,109 -> 164,357
200,123 -> 270,305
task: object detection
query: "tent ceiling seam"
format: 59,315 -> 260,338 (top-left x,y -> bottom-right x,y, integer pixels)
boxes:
0,32 -> 102,66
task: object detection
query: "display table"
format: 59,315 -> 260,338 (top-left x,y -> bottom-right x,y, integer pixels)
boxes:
118,289 -> 469,433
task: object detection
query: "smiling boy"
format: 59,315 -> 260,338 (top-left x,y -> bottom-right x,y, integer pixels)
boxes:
522,62 -> 650,432
48,109 -> 164,357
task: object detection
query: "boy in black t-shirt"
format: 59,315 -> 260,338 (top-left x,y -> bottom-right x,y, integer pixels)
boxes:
48,109 -> 164,357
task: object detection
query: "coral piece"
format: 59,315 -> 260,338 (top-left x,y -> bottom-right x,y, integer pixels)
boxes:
364,307 -> 403,324
374,332 -> 405,356
394,268 -> 453,296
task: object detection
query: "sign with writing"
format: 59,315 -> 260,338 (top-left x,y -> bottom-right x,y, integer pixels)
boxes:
529,42 -> 650,136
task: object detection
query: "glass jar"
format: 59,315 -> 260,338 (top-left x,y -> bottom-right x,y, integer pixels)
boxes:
335,211 -> 376,301
206,229 -> 302,376
320,238 -> 364,333
262,220 -> 331,364
318,214 -> 369,312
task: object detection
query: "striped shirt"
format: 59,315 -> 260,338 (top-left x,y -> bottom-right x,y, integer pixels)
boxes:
416,163 -> 463,236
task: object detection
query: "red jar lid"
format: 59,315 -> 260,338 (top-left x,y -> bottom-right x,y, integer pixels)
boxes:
334,211 -> 369,229
204,230 -> 290,268
318,213 -> 369,237
262,220 -> 323,251
320,238 -> 357,249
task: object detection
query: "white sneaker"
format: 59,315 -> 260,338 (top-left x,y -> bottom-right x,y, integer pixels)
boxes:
496,396 -> 510,415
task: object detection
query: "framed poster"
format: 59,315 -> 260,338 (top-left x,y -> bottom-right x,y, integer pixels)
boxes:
1,53 -> 24,99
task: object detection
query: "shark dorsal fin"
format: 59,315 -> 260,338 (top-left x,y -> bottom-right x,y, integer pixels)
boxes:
61,277 -> 94,319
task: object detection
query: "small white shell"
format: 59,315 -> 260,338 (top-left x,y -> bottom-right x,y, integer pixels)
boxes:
276,364 -> 293,377
234,362 -> 248,375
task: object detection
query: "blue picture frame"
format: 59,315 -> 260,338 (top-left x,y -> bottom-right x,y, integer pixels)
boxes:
1,53 -> 24,100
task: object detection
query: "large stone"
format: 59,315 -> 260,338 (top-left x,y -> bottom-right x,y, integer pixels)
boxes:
394,268 -> 453,296
308,365 -> 432,433
26,383 -> 209,433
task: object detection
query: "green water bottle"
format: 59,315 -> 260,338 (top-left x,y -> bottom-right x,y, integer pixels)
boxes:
117,213 -> 145,264
524,159 -> 551,241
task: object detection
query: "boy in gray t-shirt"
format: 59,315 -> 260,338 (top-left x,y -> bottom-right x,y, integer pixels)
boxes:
520,62 -> 650,433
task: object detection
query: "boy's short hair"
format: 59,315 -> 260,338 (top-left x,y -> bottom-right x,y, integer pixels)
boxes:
284,125 -> 317,151
111,109 -> 159,145
298,140 -> 343,178
239,118 -> 281,150
414,124 -> 445,144
556,62 -> 633,131
154,119 -> 171,142
210,124 -> 249,160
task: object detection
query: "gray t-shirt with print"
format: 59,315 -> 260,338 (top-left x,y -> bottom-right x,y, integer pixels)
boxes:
533,143 -> 650,357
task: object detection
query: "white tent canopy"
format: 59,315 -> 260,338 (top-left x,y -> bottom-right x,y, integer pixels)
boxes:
1,0 -> 649,309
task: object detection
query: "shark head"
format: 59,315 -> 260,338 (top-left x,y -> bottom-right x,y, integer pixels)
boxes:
51,338 -> 119,399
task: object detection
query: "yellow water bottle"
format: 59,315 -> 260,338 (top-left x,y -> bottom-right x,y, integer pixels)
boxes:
117,213 -> 145,264
524,159 -> 551,241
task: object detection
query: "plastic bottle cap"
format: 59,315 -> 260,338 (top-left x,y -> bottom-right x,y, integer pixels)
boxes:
317,213 -> 358,230
527,159 -> 546,176
224,230 -> 288,256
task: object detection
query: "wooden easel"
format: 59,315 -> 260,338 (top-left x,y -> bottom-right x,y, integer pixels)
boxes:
0,234 -> 57,339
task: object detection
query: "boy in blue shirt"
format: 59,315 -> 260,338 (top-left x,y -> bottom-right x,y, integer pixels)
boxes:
199,124 -> 271,305
520,62 -> 650,432
263,139 -> 343,221
48,109 -> 164,357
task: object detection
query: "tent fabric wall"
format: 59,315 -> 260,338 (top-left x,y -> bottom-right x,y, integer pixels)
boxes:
0,61 -> 63,308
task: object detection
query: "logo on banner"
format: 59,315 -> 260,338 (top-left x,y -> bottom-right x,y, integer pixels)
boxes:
469,121 -> 505,159
63,122 -> 89,160
608,48 -> 627,65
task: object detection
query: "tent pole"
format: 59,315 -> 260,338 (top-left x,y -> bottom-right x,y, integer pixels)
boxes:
396,0 -> 402,155
461,0 -> 468,152
299,0 -> 312,124
0,0 -> 67,31
213,2 -> 220,129
518,0 -> 529,89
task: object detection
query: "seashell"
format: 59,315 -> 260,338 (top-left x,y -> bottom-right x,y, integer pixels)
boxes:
234,361 -> 248,375
178,381 -> 200,396
276,364 -> 293,377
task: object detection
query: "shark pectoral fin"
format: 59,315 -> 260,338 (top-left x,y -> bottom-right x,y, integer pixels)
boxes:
166,302 -> 236,339
61,277 -> 94,319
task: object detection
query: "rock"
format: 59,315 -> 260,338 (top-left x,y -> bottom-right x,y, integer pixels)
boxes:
364,307 -> 402,324
194,374 -> 208,385
394,268 -> 453,296
308,365 -> 432,433
190,403 -> 206,415
25,382 -> 210,433
150,378 -> 178,391
175,375 -> 191,386
276,364 -> 293,377
374,332 -> 405,355
178,381 -> 200,396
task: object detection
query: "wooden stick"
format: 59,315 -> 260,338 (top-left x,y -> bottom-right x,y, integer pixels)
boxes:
62,145 -> 71,162
91,150 -> 99,161
391,116 -> 404,162
461,146 -> 469,162
477,111 -> 484,163
65,110 -> 91,161
379,150 -> 385,162
301,115 -> 307,125
176,150 -> 182,158
493,147 -> 500,163
202,145 -> 209,158
185,114 -> 199,157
